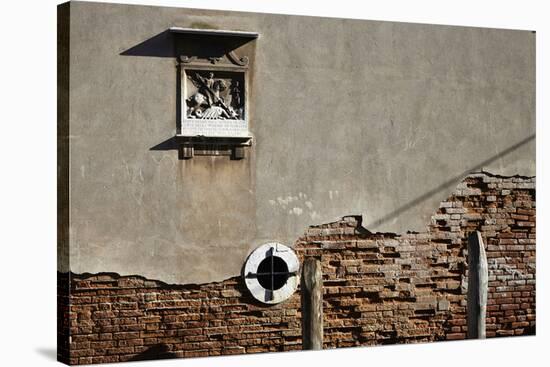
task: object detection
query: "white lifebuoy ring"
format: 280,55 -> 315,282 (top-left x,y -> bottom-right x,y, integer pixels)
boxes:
243,243 -> 300,304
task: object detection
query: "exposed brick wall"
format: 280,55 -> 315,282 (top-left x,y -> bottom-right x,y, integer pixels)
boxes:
58,172 -> 535,365
295,173 -> 535,345
59,273 -> 302,365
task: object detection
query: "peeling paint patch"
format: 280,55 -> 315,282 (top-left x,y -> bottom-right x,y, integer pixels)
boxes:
270,194 -> 317,218
292,207 -> 303,215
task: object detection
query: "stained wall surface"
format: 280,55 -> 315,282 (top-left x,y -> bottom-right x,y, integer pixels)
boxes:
60,1 -> 536,284
58,173 -> 536,365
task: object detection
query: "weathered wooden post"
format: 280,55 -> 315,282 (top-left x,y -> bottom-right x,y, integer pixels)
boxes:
467,231 -> 488,339
301,257 -> 323,350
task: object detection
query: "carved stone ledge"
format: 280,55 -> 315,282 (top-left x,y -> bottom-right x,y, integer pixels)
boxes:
176,136 -> 253,160
169,27 -> 259,39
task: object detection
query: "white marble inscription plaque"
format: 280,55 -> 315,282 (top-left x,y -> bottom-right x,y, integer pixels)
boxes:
181,119 -> 248,137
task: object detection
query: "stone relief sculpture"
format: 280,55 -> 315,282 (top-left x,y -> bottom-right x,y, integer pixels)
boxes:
186,71 -> 245,120
173,28 -> 254,144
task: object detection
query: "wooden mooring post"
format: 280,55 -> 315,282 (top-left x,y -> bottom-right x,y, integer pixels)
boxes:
467,231 -> 488,339
301,257 -> 323,350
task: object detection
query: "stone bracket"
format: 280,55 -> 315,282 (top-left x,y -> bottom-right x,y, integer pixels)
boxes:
176,135 -> 252,160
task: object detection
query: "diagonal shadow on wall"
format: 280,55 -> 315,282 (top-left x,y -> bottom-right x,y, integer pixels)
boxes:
365,133 -> 536,228
120,30 -> 175,57
150,136 -> 179,151
150,135 -> 535,225
120,31 -> 535,231
149,136 -> 185,159
121,30 -> 182,153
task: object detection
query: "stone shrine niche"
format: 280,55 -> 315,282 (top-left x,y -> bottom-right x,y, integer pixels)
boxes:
171,27 -> 258,159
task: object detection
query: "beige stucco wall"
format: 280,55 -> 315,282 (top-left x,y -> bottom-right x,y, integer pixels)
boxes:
59,1 -> 535,284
